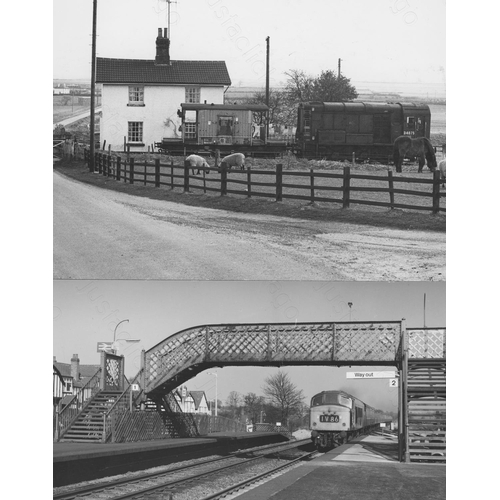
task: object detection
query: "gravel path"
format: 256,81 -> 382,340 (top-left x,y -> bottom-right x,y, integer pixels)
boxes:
53,170 -> 445,280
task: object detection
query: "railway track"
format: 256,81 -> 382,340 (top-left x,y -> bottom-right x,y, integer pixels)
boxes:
53,439 -> 316,500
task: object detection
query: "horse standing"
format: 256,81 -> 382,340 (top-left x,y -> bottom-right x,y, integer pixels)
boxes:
438,158 -> 446,187
185,154 -> 210,175
393,136 -> 437,173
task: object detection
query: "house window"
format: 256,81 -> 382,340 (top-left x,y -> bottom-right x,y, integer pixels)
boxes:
183,122 -> 197,140
128,86 -> 144,104
64,380 -> 72,392
185,87 -> 200,103
128,122 -> 143,143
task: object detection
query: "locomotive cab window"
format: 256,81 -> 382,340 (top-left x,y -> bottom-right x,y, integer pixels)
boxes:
406,116 -> 416,129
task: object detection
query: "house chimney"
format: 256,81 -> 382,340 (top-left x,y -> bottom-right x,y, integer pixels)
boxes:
71,353 -> 80,381
53,356 -> 57,363
155,27 -> 170,65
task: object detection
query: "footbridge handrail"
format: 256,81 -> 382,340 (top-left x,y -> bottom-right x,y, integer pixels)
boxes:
144,321 -> 404,396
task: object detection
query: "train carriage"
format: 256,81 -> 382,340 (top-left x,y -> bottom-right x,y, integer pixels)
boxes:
310,390 -> 391,450
155,100 -> 432,162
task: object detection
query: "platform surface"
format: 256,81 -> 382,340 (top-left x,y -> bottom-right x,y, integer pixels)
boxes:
237,432 -> 445,500
53,432 -> 279,461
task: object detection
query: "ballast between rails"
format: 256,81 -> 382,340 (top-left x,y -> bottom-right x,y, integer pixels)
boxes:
53,439 -> 312,500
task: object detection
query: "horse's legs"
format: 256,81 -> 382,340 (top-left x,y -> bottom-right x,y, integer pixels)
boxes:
418,155 -> 425,173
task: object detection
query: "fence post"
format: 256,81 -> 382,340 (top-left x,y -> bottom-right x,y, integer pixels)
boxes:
94,152 -> 99,173
116,156 -> 121,181
276,163 -> 283,202
247,167 -> 252,198
310,168 -> 315,203
170,160 -> 174,189
103,154 -> 108,177
342,166 -> 351,208
220,164 -> 227,196
432,170 -> 441,214
388,169 -> 395,209
130,157 -> 135,185
155,159 -> 160,188
184,160 -> 190,192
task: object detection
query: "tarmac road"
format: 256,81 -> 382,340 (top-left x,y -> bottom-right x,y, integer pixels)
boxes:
53,171 -> 445,280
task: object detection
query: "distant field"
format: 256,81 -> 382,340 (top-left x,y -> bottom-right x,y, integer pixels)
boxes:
53,105 -> 89,124
429,104 -> 446,134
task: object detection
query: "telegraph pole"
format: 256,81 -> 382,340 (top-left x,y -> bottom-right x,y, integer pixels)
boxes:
338,58 -> 342,77
265,36 -> 270,139
89,0 -> 97,172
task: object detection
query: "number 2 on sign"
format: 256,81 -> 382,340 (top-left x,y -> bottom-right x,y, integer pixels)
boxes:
390,379 -> 399,387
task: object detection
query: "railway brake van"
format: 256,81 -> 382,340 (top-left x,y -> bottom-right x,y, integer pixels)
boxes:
180,103 -> 269,148
295,101 -> 431,160
310,390 -> 390,450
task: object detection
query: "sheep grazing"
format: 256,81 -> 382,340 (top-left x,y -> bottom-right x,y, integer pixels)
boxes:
215,150 -> 245,170
185,154 -> 210,175
438,159 -> 446,188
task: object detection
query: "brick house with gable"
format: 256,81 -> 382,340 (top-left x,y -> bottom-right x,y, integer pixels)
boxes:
96,28 -> 232,152
53,354 -> 100,408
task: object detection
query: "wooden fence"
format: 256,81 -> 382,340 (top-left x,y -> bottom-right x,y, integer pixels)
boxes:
84,149 -> 445,214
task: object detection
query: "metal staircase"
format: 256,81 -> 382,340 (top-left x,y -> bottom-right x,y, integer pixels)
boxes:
405,359 -> 446,462
59,391 -> 122,442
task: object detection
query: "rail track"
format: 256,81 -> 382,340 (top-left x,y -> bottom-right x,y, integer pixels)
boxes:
53,439 -> 316,500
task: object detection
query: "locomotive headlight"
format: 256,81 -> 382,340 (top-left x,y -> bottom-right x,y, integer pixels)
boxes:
312,422 -> 317,427
342,423 -> 346,426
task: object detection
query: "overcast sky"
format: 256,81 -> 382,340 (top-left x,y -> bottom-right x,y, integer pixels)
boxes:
54,280 -> 445,412
53,0 -> 445,94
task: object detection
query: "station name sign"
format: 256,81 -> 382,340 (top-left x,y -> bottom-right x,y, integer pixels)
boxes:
346,371 -> 397,379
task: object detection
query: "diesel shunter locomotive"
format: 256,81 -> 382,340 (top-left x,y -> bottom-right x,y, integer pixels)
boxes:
310,390 -> 392,450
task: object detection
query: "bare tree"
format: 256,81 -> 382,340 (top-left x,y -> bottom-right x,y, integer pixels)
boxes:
225,391 -> 242,420
262,371 -> 304,426
243,392 -> 265,424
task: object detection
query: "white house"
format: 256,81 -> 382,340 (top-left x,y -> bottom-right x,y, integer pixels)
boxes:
96,28 -> 232,152
175,386 -> 211,415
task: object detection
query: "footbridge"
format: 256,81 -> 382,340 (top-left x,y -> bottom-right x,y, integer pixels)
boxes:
141,321 -> 407,397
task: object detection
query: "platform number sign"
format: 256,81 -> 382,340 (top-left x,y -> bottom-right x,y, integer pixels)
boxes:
389,378 -> 399,388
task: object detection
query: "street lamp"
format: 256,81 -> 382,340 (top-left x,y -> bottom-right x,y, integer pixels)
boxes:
348,302 -> 353,321
112,319 -> 140,353
207,371 -> 218,416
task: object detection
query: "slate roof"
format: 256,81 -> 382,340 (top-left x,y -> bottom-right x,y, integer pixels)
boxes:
53,361 -> 100,381
96,58 -> 232,86
189,391 -> 206,410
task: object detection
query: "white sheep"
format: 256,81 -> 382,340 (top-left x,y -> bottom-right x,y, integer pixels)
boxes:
185,154 -> 210,175
215,150 -> 245,170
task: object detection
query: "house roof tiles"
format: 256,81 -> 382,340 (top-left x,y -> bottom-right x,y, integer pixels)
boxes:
96,58 -> 232,86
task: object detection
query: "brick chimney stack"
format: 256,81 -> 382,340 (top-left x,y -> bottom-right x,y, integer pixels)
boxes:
155,27 -> 170,65
71,354 -> 80,381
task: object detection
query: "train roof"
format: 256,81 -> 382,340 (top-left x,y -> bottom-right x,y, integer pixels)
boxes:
311,390 -> 376,410
181,103 -> 269,112
300,101 -> 430,112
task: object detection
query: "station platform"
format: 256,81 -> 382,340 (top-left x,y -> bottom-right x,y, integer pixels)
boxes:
53,431 -> 286,487
237,432 -> 445,500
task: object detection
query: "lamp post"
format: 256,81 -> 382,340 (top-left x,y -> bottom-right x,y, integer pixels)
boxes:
348,302 -> 353,321
207,371 -> 218,416
112,319 -> 140,353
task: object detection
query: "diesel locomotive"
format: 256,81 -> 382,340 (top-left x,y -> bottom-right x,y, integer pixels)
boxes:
310,390 -> 392,450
